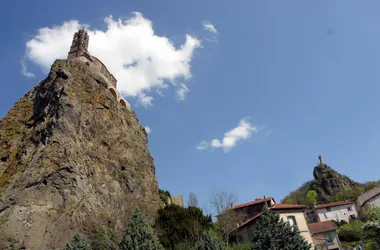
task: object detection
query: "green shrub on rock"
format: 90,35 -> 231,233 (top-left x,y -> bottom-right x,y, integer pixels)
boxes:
62,234 -> 92,250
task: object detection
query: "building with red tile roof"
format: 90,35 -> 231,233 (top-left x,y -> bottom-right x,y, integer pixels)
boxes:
308,221 -> 342,250
356,186 -> 380,210
228,199 -> 313,247
315,200 -> 358,223
315,200 -> 354,210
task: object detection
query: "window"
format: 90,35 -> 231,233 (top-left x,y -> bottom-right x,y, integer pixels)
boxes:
324,232 -> 334,245
287,216 -> 298,231
326,207 -> 331,211
347,206 -> 352,212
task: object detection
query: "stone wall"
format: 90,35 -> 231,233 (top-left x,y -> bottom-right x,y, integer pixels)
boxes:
171,195 -> 184,207
90,56 -> 117,88
72,57 -> 130,110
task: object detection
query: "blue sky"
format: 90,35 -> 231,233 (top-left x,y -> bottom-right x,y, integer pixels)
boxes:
1,0 -> 380,213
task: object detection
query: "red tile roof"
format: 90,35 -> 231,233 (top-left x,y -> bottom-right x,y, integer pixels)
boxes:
308,221 -> 337,235
231,203 -> 306,233
270,204 -> 308,210
231,212 -> 262,233
231,197 -> 274,210
315,200 -> 354,209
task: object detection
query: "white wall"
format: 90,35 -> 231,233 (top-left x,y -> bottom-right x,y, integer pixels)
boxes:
235,211 -> 314,248
278,212 -> 314,247
316,204 -> 358,222
365,194 -> 380,209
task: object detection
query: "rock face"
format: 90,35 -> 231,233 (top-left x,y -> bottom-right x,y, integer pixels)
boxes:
313,163 -> 358,197
0,59 -> 161,249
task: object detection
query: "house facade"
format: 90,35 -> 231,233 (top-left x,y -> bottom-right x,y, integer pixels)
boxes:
271,204 -> 314,246
315,201 -> 358,223
231,202 -> 314,247
308,221 -> 342,250
356,186 -> 380,210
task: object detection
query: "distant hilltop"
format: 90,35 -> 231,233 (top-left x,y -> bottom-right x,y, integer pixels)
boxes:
282,155 -> 380,206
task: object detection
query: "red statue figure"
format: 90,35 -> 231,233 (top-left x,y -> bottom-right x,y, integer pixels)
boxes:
318,154 -> 323,164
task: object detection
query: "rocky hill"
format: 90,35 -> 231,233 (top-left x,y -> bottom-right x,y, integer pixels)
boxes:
312,162 -> 358,198
283,160 -> 379,206
0,59 -> 162,249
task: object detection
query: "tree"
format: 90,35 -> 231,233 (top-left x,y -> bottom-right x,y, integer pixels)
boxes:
335,192 -> 344,202
363,221 -> 380,248
159,189 -> 171,206
62,234 -> 92,250
336,219 -> 364,242
156,204 -> 213,249
120,209 -> 163,250
91,224 -> 120,250
193,230 -> 226,250
305,190 -> 318,208
363,207 -> 380,221
283,198 -> 294,204
210,190 -> 242,246
188,192 -> 199,207
251,208 -> 311,250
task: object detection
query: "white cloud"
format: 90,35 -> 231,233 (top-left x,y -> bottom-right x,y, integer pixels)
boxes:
137,92 -> 153,107
196,141 -> 209,151
20,59 -> 35,78
176,83 -> 189,101
24,13 -> 201,106
144,126 -> 152,134
203,21 -> 218,34
210,118 -> 257,152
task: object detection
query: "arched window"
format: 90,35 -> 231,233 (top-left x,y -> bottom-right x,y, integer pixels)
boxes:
109,88 -> 117,99
287,216 -> 298,231
120,99 -> 127,107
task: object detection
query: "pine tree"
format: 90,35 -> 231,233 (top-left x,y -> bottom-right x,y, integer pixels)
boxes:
119,209 -> 164,250
251,208 -> 311,250
193,230 -> 225,250
62,234 -> 92,250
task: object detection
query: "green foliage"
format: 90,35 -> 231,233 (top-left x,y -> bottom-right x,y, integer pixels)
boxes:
305,190 -> 318,208
363,221 -> 380,239
283,198 -> 293,204
347,187 -> 365,200
120,209 -> 163,250
337,219 -> 364,242
159,189 -> 171,206
363,207 -> 380,221
281,165 -> 379,205
331,220 -> 347,227
156,204 -> 213,249
174,242 -> 193,250
91,224 -> 119,250
62,234 -> 92,250
226,243 -> 252,250
335,192 -> 344,202
251,208 -> 311,250
193,230 -> 225,250
363,180 -> 380,191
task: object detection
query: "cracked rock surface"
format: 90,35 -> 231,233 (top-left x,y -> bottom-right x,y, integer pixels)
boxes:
0,59 -> 161,249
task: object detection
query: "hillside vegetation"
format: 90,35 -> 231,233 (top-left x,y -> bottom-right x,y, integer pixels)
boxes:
282,163 -> 380,207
